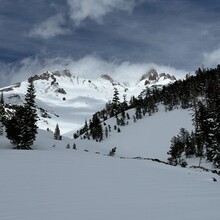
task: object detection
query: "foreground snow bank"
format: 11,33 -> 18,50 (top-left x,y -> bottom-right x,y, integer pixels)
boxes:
0,150 -> 219,220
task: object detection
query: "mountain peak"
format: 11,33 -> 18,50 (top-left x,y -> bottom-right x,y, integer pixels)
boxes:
140,69 -> 159,82
139,69 -> 176,85
30,69 -> 73,82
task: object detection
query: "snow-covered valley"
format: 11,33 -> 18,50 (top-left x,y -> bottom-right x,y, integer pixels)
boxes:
1,106 -> 220,220
0,147 -> 220,220
1,69 -> 220,220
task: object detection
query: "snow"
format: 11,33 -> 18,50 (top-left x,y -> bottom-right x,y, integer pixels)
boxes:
66,107 -> 194,161
0,108 -> 220,219
0,149 -> 220,220
1,71 -> 220,219
1,70 -> 175,134
102,108 -> 194,160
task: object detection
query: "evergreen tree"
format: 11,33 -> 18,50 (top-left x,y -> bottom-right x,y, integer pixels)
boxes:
112,87 -> 120,106
54,123 -> 61,140
185,131 -> 196,157
126,112 -> 130,120
73,143 -> 77,150
105,126 -> 108,138
112,87 -> 120,115
205,74 -> 220,165
90,114 -> 103,141
135,106 -> 142,119
5,106 -> 25,148
4,80 -> 38,149
193,101 -> 207,157
133,115 -> 137,123
0,92 -> 4,136
21,79 -> 38,148
108,147 -> 116,156
168,135 -> 185,166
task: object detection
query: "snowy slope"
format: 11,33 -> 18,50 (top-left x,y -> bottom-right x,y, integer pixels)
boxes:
0,69 -> 176,134
1,100 -> 220,219
0,106 -> 194,160
66,107 -> 193,160
1,66 -> 220,220
102,108 -> 194,160
0,149 -> 220,220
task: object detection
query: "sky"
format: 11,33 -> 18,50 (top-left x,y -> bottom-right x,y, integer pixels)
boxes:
0,0 -> 220,87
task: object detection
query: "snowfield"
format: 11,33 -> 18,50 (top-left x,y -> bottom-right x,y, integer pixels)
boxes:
1,71 -> 220,220
1,108 -> 220,220
0,149 -> 220,220
1,69 -> 177,134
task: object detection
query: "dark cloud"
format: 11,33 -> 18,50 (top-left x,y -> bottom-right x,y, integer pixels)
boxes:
0,0 -> 220,87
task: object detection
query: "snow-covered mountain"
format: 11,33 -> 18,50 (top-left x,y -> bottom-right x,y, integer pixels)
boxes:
1,68 -> 220,220
1,103 -> 219,220
0,68 -> 176,134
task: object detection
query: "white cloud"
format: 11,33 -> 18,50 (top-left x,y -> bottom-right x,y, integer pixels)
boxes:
28,15 -> 70,39
0,55 -> 188,88
66,0 -> 140,24
28,0 -> 142,39
203,46 -> 220,67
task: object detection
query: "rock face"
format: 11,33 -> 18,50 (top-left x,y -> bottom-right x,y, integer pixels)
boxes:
100,74 -> 120,86
140,69 -> 176,85
30,70 -> 72,83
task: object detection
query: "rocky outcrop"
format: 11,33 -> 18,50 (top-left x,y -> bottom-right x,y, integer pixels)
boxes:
55,88 -> 67,94
101,74 -> 119,86
140,69 -> 176,84
140,69 -> 159,82
52,69 -> 72,78
30,69 -> 72,83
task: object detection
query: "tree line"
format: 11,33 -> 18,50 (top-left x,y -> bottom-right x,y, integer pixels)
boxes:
73,65 -> 220,168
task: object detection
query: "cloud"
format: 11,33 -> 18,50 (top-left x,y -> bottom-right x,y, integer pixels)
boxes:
28,14 -> 70,39
66,0 -> 141,24
203,46 -> 220,68
0,55 -> 188,88
28,0 -> 142,39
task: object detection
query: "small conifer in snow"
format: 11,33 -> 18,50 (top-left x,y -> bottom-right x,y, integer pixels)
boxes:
108,147 -> 116,156
54,124 -> 61,140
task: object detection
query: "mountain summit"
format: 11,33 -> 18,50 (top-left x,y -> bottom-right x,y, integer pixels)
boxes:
0,68 -> 177,134
140,68 -> 176,85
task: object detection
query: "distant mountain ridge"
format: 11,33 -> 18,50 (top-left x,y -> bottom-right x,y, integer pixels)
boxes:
0,68 -> 178,134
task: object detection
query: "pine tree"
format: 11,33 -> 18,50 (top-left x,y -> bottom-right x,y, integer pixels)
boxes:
168,135 -> 185,166
112,87 -> 120,115
54,124 -> 61,140
105,126 -> 108,138
193,101 -> 207,157
5,106 -> 25,148
112,87 -> 120,106
4,80 -> 38,149
205,74 -> 220,165
108,147 -> 116,156
73,143 -> 77,150
21,79 -> 38,148
90,114 -> 103,141
185,131 -> 196,157
126,112 -> 130,120
0,92 -> 4,136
